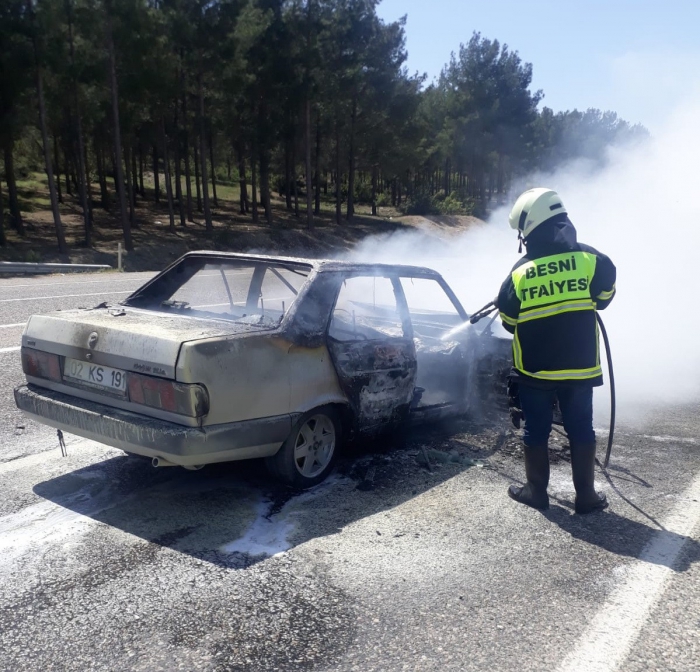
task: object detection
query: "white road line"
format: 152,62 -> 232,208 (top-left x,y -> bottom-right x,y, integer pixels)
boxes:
0,290 -> 133,303
557,469 -> 700,672
0,323 -> 25,329
0,346 -> 20,353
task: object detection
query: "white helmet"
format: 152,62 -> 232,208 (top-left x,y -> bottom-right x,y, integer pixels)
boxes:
508,188 -> 567,239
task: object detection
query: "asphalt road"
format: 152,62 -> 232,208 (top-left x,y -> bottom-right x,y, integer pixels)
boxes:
1,271 -> 698,672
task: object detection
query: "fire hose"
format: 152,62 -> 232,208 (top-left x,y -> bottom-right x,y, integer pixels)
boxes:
469,301 -> 616,469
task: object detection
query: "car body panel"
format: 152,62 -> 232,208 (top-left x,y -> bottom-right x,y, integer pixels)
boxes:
15,251 -> 513,468
14,384 -> 292,466
177,333 -> 292,425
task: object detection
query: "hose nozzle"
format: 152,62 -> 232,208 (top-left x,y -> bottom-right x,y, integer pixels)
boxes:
469,301 -> 498,324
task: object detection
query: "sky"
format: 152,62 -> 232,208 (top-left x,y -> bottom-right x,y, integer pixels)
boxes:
376,0 -> 700,132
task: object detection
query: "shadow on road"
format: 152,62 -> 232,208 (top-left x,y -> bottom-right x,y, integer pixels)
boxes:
544,504 -> 700,572
32,422 -> 491,571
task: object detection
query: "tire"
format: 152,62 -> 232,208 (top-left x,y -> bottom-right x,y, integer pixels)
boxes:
266,406 -> 341,488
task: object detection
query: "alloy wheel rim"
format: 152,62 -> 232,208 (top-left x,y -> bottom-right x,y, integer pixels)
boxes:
293,414 -> 336,478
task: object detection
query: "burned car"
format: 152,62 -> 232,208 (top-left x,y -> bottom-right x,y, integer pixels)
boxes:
15,252 -> 511,487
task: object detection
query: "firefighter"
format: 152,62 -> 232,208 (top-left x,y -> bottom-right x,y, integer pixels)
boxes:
497,188 -> 616,513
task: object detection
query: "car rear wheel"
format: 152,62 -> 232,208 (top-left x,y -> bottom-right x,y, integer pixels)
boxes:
266,406 -> 341,488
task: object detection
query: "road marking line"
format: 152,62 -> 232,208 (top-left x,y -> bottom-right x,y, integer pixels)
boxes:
0,323 -> 25,329
0,439 -> 100,476
557,469 -> 700,672
0,346 -> 20,353
0,290 -> 133,303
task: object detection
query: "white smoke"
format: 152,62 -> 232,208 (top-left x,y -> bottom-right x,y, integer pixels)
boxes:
350,97 -> 700,426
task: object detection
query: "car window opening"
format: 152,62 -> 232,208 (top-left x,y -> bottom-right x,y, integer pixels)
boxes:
125,259 -> 310,329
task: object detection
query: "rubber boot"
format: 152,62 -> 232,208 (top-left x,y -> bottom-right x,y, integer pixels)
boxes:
508,445 -> 550,510
570,442 -> 608,514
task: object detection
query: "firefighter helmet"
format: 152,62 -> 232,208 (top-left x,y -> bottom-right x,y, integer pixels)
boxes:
508,188 -> 567,238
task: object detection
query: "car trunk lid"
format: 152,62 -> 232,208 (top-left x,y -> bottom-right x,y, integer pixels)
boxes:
22,306 -> 260,380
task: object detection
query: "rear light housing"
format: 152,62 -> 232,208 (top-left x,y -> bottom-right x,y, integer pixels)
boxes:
127,373 -> 209,418
22,347 -> 62,383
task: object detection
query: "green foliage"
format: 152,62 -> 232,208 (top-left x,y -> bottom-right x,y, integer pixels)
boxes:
402,190 -> 474,216
0,0 -> 649,251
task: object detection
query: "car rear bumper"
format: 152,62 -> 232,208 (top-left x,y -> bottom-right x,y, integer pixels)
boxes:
14,384 -> 295,466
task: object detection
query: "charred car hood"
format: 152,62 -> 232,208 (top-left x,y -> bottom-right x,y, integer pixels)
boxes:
22,307 -> 268,379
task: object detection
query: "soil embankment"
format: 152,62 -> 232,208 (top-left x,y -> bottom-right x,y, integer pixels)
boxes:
0,176 -> 482,272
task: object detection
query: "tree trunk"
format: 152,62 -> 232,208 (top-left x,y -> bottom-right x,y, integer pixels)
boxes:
106,6 -> 133,251
371,164 -> 377,216
304,98 -> 313,227
67,0 -> 92,245
334,119 -> 341,225
3,140 -> 24,234
181,86 -> 194,221
75,116 -> 91,243
138,142 -> 145,197
314,114 -> 321,216
152,144 -> 160,203
237,142 -> 248,214
94,135 -> 109,210
0,178 -> 5,245
346,96 -> 357,221
260,147 -> 272,226
208,131 -> 218,208
131,139 -> 138,204
251,141 -> 258,223
497,152 -> 505,199
83,145 -> 93,231
161,119 -> 176,233
197,73 -> 212,233
193,141 -> 202,212
53,132 -> 63,204
173,116 -> 186,227
284,140 -> 292,210
31,10 -> 67,254
64,137 -> 73,196
124,141 -> 136,226
292,144 -> 299,217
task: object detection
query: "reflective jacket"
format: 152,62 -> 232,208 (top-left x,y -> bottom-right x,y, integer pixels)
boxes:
497,217 -> 616,387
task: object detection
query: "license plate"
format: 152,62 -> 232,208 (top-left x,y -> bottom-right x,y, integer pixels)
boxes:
64,357 -> 127,394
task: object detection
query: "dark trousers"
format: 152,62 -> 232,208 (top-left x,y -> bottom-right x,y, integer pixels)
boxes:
518,383 -> 596,447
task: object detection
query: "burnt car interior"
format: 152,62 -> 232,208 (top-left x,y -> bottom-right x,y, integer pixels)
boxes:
124,257 -> 310,328
327,272 -> 471,417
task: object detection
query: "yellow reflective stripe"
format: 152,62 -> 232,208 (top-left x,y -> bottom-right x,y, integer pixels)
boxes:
516,366 -> 603,381
518,299 -> 595,324
596,284 -> 616,301
513,331 -> 524,370
499,311 -> 518,327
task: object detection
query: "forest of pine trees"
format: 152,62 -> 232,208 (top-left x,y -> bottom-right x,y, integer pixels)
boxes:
0,0 -> 648,251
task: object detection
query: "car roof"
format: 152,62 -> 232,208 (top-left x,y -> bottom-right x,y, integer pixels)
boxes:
182,250 -> 443,278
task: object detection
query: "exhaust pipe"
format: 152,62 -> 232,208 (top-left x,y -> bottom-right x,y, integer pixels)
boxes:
152,456 -> 178,468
